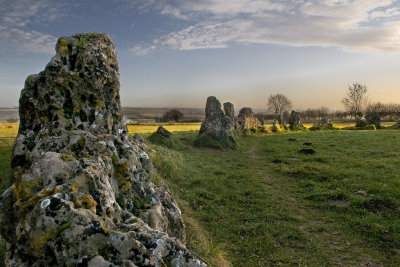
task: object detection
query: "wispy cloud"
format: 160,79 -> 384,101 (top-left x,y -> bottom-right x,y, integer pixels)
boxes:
0,0 -> 63,54
131,0 -> 400,54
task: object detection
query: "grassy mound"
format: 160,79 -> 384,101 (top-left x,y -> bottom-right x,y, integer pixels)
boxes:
193,134 -> 237,150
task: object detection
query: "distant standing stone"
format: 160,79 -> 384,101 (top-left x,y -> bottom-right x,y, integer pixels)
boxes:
156,125 -> 172,137
199,96 -> 235,141
365,111 -> 381,128
237,107 -> 261,130
289,110 -> 303,128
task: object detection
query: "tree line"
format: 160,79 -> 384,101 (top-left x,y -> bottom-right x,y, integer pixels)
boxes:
267,83 -> 400,122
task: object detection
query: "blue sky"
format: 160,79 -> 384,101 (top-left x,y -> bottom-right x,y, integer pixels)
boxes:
1,0 -> 400,110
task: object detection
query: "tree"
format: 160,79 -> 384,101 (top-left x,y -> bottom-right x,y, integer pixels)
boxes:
341,83 -> 368,120
162,109 -> 184,122
267,93 -> 292,124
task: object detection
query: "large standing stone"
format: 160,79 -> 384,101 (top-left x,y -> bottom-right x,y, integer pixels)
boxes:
288,110 -> 303,128
199,96 -> 234,140
237,107 -> 261,130
223,102 -> 234,121
223,102 -> 236,130
365,111 -> 381,128
0,33 -> 206,266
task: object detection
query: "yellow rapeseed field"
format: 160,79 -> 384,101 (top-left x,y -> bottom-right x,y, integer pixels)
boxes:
127,123 -> 201,134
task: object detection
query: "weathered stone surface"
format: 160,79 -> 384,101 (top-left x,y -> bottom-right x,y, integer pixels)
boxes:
237,107 -> 261,130
256,114 -> 265,125
223,102 -> 236,130
155,126 -> 172,138
288,111 -> 303,128
365,111 -> 381,128
0,33 -> 206,266
223,102 -> 234,121
199,96 -> 234,140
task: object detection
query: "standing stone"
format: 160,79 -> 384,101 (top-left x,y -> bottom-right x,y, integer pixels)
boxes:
320,117 -> 330,125
223,102 -> 234,120
289,110 -> 303,128
155,125 -> 172,138
223,102 -> 235,130
199,96 -> 234,141
0,33 -> 206,266
365,111 -> 381,128
237,107 -> 261,130
256,114 -> 265,125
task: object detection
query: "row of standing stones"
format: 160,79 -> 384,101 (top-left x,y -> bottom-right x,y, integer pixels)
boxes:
198,96 -> 388,144
0,33 -> 207,266
197,96 -> 306,146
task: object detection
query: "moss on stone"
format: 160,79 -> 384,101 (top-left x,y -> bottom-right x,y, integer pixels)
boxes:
116,195 -> 126,209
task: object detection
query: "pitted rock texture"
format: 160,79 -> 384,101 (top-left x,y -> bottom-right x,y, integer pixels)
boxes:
199,96 -> 234,140
237,107 -> 261,130
0,33 -> 206,267
365,111 -> 381,128
288,111 -> 303,128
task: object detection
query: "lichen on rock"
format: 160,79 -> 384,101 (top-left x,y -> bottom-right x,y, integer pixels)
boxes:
0,33 -> 207,266
237,107 -> 261,130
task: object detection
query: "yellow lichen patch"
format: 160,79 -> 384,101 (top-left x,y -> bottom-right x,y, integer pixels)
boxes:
17,187 -> 59,211
119,178 -> 131,192
71,181 -> 79,192
30,227 -> 56,257
88,167 -> 94,172
131,243 -> 136,250
13,178 -> 42,201
113,162 -> 129,179
81,195 -> 98,213
97,218 -> 109,234
74,199 -> 82,208
56,38 -> 69,54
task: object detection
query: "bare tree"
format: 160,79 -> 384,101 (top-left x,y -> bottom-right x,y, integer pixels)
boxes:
267,93 -> 292,124
341,83 -> 368,120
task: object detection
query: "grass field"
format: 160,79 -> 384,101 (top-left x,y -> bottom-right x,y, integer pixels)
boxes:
1,122 -> 400,266
149,129 -> 400,266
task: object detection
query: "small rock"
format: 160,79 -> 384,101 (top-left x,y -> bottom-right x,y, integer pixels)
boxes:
155,126 -> 171,138
355,190 -> 367,197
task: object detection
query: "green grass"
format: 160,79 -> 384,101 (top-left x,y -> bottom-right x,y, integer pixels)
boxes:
150,129 -> 400,266
2,123 -> 400,266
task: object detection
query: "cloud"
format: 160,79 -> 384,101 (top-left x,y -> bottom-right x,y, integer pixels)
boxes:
0,27 -> 57,54
0,0 -> 63,54
130,0 -> 400,54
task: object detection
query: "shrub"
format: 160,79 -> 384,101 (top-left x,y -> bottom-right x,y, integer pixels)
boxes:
270,124 -> 282,132
309,123 -> 335,131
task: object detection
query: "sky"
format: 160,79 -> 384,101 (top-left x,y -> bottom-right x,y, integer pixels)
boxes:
1,0 -> 400,111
